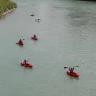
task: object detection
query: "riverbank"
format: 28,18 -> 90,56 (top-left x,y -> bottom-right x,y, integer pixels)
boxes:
0,0 -> 17,18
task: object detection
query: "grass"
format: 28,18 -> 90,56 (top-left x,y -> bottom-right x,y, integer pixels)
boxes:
0,0 -> 17,15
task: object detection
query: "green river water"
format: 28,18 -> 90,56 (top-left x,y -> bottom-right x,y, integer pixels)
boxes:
0,0 -> 96,96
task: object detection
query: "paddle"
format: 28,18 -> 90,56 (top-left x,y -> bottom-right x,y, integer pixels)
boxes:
64,66 -> 79,69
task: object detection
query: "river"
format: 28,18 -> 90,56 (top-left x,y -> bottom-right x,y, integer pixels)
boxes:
0,0 -> 96,96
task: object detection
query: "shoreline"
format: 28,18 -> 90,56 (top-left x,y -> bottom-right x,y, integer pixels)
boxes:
0,8 -> 16,18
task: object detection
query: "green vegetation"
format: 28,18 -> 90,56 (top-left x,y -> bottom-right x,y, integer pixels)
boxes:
0,0 -> 17,15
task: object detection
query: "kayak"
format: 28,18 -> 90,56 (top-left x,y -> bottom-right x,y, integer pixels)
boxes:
31,37 -> 38,40
67,71 -> 79,77
16,42 -> 24,45
20,62 -> 33,68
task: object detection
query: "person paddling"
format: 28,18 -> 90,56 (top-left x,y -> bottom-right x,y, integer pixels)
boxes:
38,19 -> 40,22
19,39 -> 22,43
64,66 -> 79,74
34,34 -> 36,38
35,19 -> 40,22
24,59 -> 28,65
69,67 -> 74,73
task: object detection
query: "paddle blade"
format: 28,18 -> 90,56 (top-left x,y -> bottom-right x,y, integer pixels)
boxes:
64,67 -> 68,69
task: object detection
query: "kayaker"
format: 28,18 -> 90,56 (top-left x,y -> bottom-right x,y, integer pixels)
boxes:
24,59 -> 27,64
38,19 -> 40,22
19,39 -> 22,43
69,67 -> 74,73
24,59 -> 28,65
34,34 -> 36,38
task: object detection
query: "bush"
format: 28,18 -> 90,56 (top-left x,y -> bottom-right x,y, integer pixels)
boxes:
0,0 -> 17,15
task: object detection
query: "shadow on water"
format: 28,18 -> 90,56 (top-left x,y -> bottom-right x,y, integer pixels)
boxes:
67,75 -> 80,80
22,67 -> 34,74
16,44 -> 24,48
20,65 -> 33,70
23,67 -> 33,70
19,46 -> 24,48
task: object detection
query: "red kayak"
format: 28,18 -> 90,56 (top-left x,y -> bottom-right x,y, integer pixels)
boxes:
20,62 -> 33,68
67,71 -> 79,77
31,37 -> 38,40
16,42 -> 24,45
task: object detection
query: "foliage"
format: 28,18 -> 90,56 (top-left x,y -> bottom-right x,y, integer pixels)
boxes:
0,0 -> 17,15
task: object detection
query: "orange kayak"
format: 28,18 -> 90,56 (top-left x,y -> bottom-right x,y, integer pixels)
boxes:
31,37 -> 38,40
20,62 -> 33,68
67,71 -> 79,77
16,42 -> 24,45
